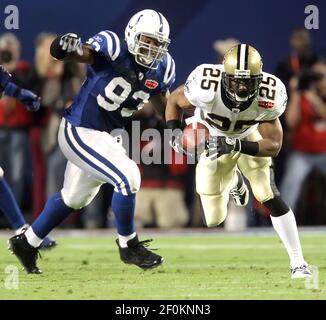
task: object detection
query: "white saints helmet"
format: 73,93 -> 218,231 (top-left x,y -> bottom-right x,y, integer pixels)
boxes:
125,9 -> 170,69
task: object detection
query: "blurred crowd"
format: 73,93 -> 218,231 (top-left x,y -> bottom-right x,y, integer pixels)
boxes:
0,27 -> 325,230
277,28 -> 326,226
0,32 -> 86,228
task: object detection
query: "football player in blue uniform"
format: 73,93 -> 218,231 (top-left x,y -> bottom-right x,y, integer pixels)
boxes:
8,9 -> 176,273
0,65 -> 56,249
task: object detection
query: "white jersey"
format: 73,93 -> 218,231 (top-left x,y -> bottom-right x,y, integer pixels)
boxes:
184,64 -> 288,139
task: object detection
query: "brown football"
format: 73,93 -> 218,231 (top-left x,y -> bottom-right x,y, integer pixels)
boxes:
181,122 -> 209,154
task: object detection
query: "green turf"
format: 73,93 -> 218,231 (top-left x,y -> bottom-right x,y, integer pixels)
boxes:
0,233 -> 325,300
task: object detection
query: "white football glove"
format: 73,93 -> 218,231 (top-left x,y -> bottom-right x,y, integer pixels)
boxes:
59,33 -> 83,55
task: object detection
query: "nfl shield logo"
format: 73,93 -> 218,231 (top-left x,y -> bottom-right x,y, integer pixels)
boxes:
145,79 -> 159,89
258,101 -> 274,109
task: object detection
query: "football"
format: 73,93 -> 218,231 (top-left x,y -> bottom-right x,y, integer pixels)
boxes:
181,122 -> 210,155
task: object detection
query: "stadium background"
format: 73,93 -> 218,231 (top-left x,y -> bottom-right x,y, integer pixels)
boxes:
12,0 -> 326,82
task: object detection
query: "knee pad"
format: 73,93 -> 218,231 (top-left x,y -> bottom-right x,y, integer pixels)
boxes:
263,196 -> 290,217
200,194 -> 228,227
61,185 -> 101,210
120,161 -> 141,194
0,166 -> 3,178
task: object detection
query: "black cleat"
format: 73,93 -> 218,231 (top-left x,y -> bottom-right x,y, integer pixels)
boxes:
116,235 -> 164,270
15,225 -> 56,251
8,233 -> 42,274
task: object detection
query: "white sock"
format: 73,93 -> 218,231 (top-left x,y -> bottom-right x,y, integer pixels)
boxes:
270,210 -> 304,268
14,224 -> 29,235
25,227 -> 43,248
118,232 -> 137,248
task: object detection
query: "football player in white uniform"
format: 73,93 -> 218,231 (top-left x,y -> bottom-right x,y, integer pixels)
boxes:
166,44 -> 311,279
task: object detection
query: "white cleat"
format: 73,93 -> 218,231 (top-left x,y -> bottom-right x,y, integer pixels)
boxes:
291,263 -> 312,279
230,169 -> 249,207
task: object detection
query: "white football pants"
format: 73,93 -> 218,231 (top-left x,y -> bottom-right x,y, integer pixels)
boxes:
57,118 -> 140,209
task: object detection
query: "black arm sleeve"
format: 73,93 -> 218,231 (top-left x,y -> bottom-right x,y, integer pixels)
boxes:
166,119 -> 182,130
50,36 -> 67,60
234,140 -> 259,156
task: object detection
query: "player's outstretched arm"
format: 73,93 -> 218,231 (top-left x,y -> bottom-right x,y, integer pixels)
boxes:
0,65 -> 40,111
50,33 -> 94,64
166,84 -> 193,128
165,85 -> 195,155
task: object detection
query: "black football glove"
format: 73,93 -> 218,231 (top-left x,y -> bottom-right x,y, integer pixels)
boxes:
167,120 -> 197,159
167,120 -> 186,155
170,131 -> 205,160
205,136 -> 240,160
169,130 -> 187,154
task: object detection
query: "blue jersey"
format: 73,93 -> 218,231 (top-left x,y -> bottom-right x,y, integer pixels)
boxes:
64,30 -> 176,132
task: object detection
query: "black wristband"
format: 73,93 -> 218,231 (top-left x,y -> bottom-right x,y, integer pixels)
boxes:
235,140 -> 259,156
50,36 -> 67,60
166,119 -> 182,131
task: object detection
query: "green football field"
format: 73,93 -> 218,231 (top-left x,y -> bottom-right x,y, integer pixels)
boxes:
0,230 -> 325,300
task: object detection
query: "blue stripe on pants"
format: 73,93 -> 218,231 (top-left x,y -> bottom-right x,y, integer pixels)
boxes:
64,120 -> 132,195
63,121 -> 122,192
70,124 -> 132,195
